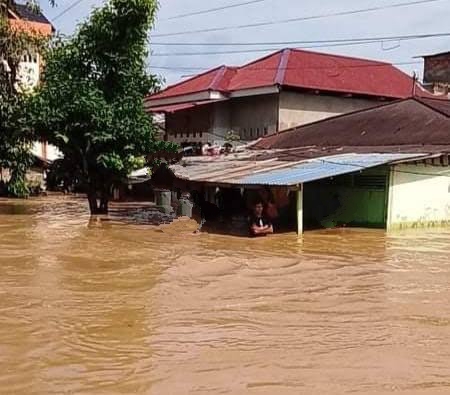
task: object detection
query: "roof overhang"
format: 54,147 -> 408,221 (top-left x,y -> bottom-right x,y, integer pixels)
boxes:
228,85 -> 279,98
147,99 -> 228,114
145,90 -> 227,108
170,153 -> 428,187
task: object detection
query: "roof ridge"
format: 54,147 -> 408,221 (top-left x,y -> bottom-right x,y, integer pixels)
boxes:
275,48 -> 291,85
238,48 -> 285,69
209,65 -> 230,91
289,48 -> 391,66
413,97 -> 450,118
147,65 -> 226,99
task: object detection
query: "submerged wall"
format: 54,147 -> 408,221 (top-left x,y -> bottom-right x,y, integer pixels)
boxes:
303,169 -> 389,229
387,164 -> 450,230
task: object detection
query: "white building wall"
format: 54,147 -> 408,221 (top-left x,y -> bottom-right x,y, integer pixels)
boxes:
16,52 -> 61,162
387,163 -> 450,230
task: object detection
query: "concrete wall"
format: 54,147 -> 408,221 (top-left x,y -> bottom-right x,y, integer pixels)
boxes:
387,164 -> 450,230
424,53 -> 450,85
165,105 -> 213,144
212,101 -> 232,142
278,91 -> 378,131
230,94 -> 278,141
164,91 -> 381,144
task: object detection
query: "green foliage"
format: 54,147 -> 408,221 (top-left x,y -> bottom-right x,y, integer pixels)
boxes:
0,1 -> 51,197
0,82 -> 34,197
29,0 -> 176,213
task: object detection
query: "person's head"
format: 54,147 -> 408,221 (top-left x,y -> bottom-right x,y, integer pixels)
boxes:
253,200 -> 264,217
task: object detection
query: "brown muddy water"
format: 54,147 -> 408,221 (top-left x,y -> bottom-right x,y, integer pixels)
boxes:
1,196 -> 450,395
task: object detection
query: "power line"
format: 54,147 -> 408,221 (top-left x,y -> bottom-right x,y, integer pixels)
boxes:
52,0 -> 87,22
159,0 -> 267,21
149,60 -> 423,73
150,35 -> 443,57
151,32 -> 450,47
152,0 -> 448,37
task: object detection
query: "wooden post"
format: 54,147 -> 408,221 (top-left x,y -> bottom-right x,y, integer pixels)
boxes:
297,184 -> 303,237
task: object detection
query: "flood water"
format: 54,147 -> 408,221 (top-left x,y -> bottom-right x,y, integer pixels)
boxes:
1,196 -> 450,395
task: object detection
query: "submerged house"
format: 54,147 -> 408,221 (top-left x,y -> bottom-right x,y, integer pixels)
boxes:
146,49 -> 433,146
6,2 -> 59,163
164,97 -> 450,236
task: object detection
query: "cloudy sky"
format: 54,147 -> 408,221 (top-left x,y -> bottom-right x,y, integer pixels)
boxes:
41,0 -> 450,86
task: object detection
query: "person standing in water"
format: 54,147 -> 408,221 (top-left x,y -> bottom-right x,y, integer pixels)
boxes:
249,200 -> 274,237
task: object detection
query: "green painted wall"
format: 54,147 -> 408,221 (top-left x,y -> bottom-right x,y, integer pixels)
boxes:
304,168 -> 389,229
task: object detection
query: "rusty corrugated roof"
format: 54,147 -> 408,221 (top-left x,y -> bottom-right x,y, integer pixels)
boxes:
170,153 -> 428,187
254,98 -> 450,151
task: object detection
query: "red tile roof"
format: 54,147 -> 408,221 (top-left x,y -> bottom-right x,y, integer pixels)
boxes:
148,66 -> 240,101
148,49 -> 434,103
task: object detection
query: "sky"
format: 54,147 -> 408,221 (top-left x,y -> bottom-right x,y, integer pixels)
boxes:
40,0 -> 450,86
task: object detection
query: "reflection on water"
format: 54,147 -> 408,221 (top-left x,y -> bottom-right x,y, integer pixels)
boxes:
1,196 -> 450,394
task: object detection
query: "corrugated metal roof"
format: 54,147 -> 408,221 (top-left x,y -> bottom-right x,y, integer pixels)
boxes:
171,153 -> 426,187
255,99 -> 450,151
239,153 -> 424,186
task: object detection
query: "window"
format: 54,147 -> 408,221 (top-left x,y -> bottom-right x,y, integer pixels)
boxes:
250,128 -> 253,138
174,132 -> 178,138
186,132 -> 190,138
180,132 -> 183,138
199,132 -> 203,138
193,131 -> 197,138
264,127 -> 268,135
257,127 -> 260,136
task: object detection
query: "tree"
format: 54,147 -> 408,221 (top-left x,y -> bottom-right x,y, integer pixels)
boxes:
0,1 -> 51,197
29,0 -> 176,214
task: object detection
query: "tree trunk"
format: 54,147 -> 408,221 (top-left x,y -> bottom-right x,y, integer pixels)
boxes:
99,196 -> 109,214
87,192 -> 109,215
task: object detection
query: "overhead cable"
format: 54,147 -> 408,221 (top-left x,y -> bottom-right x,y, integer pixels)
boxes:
152,0 -> 448,37
160,0 -> 267,21
149,60 -> 423,73
151,32 -> 450,46
52,0 -> 87,21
